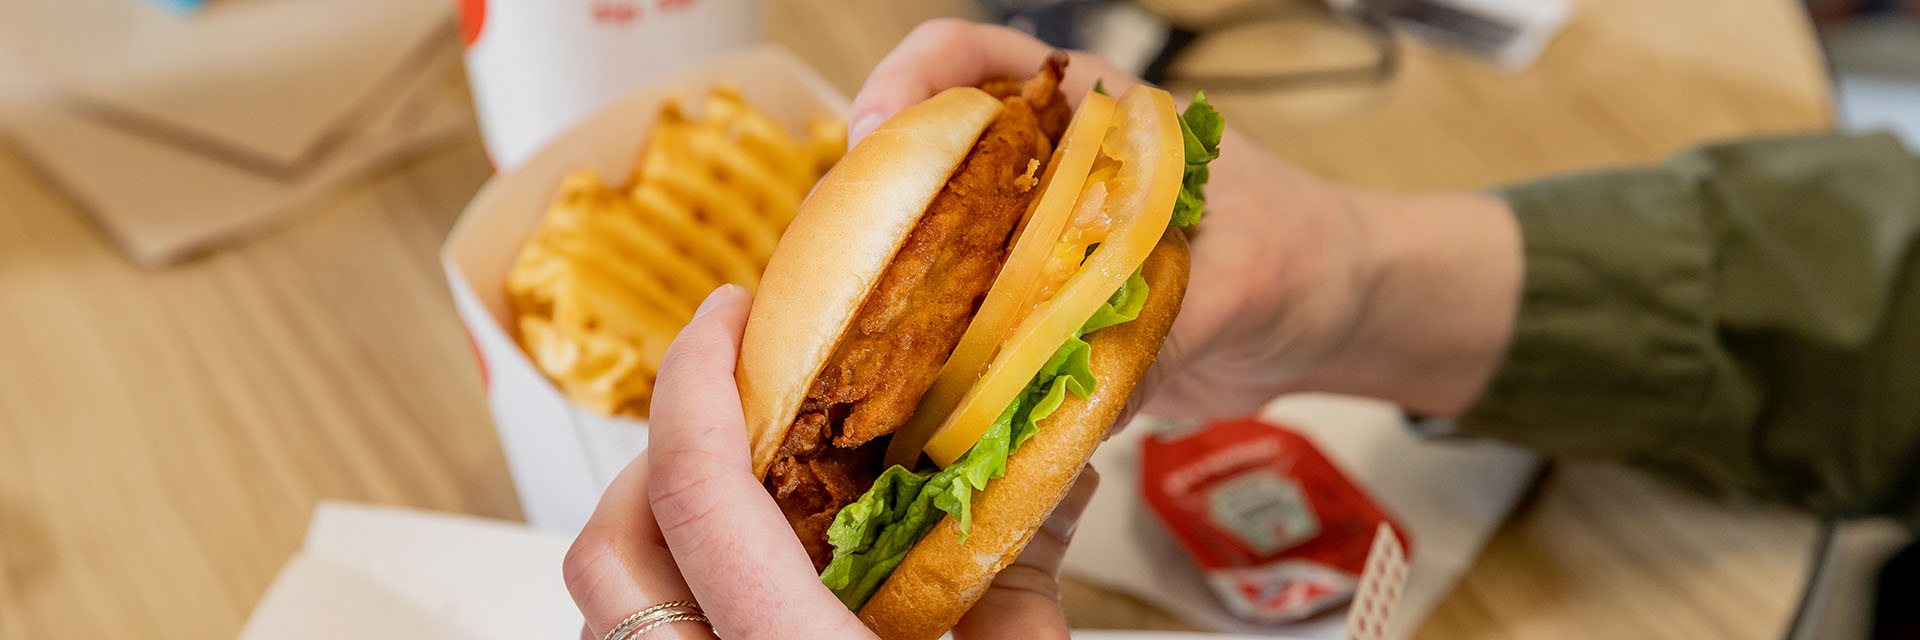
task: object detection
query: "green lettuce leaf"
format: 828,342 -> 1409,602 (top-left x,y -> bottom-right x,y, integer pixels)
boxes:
1080,269 -> 1149,334
1172,91 -> 1223,228
819,270 -> 1150,609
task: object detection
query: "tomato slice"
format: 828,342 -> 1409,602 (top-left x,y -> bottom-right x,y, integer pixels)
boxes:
922,85 -> 1183,467
882,92 -> 1117,468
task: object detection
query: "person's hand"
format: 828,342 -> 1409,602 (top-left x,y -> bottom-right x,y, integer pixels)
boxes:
851,20 -> 1524,422
562,284 -> 1103,640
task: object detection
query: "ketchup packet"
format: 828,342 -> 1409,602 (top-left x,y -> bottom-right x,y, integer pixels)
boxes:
1140,417 -> 1411,622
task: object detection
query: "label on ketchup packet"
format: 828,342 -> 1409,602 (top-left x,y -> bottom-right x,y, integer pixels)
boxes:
1139,417 -> 1410,622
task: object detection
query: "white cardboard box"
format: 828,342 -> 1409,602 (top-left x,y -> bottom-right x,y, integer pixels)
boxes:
441,45 -> 848,532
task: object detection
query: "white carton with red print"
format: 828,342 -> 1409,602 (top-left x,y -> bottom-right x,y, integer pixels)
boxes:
458,0 -> 763,169
442,45 -> 847,532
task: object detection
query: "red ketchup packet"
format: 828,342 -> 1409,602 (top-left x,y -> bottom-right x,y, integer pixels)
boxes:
1139,417 -> 1411,623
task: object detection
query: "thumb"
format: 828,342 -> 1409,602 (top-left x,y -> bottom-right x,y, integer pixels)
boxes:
951,466 -> 1100,640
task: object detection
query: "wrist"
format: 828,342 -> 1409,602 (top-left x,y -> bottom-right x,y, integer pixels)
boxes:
1302,188 -> 1523,416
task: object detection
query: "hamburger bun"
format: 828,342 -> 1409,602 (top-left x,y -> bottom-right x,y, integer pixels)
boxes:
738,87 -> 1005,478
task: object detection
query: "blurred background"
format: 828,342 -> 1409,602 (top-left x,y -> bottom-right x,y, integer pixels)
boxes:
0,1 -> 1914,639
1816,0 -> 1920,142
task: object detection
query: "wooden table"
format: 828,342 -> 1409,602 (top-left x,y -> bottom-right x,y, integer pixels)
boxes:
0,1 -> 1832,638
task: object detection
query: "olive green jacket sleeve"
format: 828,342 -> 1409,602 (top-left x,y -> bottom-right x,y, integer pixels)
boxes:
1461,132 -> 1920,526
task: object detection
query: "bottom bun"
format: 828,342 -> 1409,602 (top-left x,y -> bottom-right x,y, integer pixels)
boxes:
857,229 -> 1192,640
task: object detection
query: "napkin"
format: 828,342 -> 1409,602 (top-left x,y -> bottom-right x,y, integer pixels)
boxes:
240,502 -> 580,640
1062,395 -> 1541,639
0,0 -> 470,266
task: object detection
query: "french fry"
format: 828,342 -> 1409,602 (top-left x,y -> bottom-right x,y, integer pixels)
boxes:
506,87 -> 845,418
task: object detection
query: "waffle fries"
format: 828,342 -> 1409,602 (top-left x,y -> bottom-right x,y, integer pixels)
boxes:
507,87 -> 845,416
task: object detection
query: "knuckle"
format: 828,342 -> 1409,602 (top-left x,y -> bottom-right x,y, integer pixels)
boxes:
647,451 -> 729,536
560,536 -> 602,593
561,533 -> 622,608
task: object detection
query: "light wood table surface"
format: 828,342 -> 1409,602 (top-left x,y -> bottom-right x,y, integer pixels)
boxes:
0,1 -> 1832,639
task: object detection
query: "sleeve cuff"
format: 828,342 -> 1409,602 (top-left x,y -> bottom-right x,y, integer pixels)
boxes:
1459,167 -> 1721,457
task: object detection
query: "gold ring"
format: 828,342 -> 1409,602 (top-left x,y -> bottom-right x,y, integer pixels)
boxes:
604,600 -> 710,640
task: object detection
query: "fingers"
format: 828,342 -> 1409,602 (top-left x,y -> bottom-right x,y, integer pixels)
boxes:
951,466 -> 1101,640
643,285 -> 870,639
564,455 -> 716,640
1123,326 -> 1194,433
1011,465 -> 1099,577
565,288 -> 761,638
1112,311 -> 1208,438
848,19 -> 1143,145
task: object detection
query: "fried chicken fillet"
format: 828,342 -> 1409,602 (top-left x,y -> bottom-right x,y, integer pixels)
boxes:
766,55 -> 1073,569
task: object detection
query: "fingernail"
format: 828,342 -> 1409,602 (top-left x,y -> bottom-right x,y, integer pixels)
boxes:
693,284 -> 738,320
848,110 -> 885,147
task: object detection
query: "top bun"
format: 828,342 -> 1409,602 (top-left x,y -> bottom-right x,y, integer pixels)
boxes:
738,87 -> 1005,478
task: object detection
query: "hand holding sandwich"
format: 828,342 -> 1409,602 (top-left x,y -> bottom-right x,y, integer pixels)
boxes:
567,33 -> 1194,639
851,19 -> 1524,423
564,286 -> 1099,640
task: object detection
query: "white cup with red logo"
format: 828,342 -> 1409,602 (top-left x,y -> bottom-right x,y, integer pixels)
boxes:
457,0 -> 762,169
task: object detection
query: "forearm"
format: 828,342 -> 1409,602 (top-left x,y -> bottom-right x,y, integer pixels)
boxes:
1167,125 -> 1919,526
1295,189 -> 1523,417
1422,132 -> 1920,523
